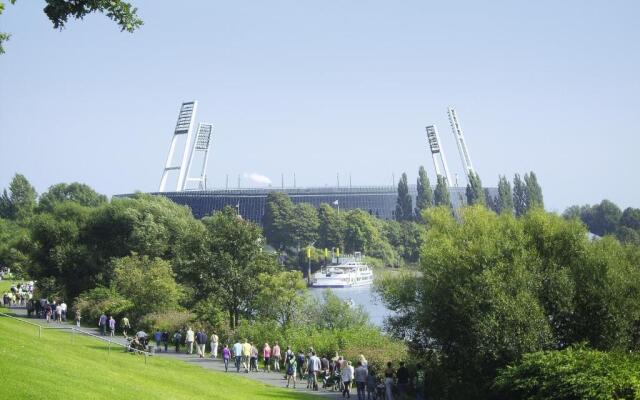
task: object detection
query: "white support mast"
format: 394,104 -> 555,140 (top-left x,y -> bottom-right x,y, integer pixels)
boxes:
447,106 -> 475,180
183,122 -> 214,191
425,125 -> 453,186
159,101 -> 198,192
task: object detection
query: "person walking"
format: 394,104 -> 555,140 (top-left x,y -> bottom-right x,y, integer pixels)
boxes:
396,362 -> 409,398
355,361 -> 368,400
233,340 -> 243,372
60,301 -> 67,322
98,313 -> 107,336
173,330 -> 182,353
309,351 -> 321,390
415,363 -> 425,400
222,344 -> 231,372
263,342 -> 271,372
210,332 -> 219,359
75,309 -> 81,327
250,342 -> 259,372
286,355 -> 297,388
121,316 -> 131,336
272,342 -> 281,372
185,327 -> 195,354
55,303 -> 63,323
161,331 -> 169,352
108,316 -> 116,337
384,362 -> 395,400
154,329 -> 163,353
45,303 -> 52,323
342,360 -> 355,398
241,339 -> 251,373
366,367 -> 377,400
196,329 -> 207,358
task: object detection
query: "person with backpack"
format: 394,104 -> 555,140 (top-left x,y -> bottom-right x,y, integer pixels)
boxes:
286,355 -> 297,388
98,313 -> 107,335
161,331 -> 169,352
173,331 -> 182,353
296,350 -> 306,381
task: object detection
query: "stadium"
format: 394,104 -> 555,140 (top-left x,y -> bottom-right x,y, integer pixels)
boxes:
128,101 -> 495,223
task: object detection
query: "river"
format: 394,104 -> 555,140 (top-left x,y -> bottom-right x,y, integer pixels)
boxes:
309,285 -> 391,327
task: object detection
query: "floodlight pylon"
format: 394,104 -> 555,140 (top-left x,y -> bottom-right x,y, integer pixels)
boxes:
183,122 -> 214,191
425,125 -> 453,186
447,106 -> 475,180
159,101 -> 198,192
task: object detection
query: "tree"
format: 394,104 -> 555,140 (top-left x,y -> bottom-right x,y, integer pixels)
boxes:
344,209 -> 379,254
0,173 -> 37,220
112,255 -> 182,323
395,172 -> 412,221
580,199 -> 622,236
255,270 -> 308,329
620,207 -> 640,231
465,171 -> 486,206
496,175 -> 514,215
262,192 -> 294,249
317,203 -> 345,250
1,0 -> 143,54
513,174 -> 527,217
185,206 -> 279,328
433,175 -> 451,207
415,166 -> 433,219
289,203 -> 319,247
38,182 -> 107,213
524,171 -> 544,210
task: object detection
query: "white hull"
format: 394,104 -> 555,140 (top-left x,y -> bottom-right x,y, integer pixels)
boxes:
311,258 -> 373,288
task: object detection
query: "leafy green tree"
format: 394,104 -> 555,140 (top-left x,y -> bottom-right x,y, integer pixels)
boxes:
496,175 -> 514,214
344,209 -> 379,254
620,207 -> 640,231
465,171 -> 486,206
524,171 -> 544,210
0,173 -> 37,220
317,203 -> 345,250
289,203 -> 319,247
112,255 -> 182,323
580,199 -> 622,237
433,175 -> 451,207
0,218 -> 31,277
395,172 -> 412,221
494,347 -> 640,400
255,270 -> 308,329
28,201 -> 95,300
1,0 -> 143,54
415,166 -> 433,219
262,192 -> 294,249
38,182 -> 107,213
513,173 -> 527,217
311,290 -> 370,330
183,206 -> 279,328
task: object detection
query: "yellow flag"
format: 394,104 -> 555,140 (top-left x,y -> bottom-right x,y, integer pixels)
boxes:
324,248 -> 328,258
307,247 -> 311,259
336,247 -> 340,257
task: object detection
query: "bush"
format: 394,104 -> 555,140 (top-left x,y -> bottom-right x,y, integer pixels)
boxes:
138,310 -> 195,333
73,286 -> 133,322
493,347 -> 640,400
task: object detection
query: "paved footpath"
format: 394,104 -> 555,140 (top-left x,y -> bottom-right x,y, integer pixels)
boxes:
4,306 -> 340,399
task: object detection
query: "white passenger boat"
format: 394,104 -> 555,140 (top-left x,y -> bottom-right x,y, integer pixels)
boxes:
311,253 -> 373,288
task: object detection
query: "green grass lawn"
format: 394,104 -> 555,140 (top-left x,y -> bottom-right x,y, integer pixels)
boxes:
0,304 -> 315,400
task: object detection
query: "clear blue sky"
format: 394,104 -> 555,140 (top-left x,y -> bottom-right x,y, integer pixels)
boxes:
1,0 -> 638,212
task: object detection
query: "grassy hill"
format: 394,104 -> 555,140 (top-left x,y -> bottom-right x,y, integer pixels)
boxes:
0,290 -> 314,400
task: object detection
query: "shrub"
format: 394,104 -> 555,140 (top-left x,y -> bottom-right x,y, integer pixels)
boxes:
73,286 -> 133,322
493,347 -> 640,399
139,310 -> 195,333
